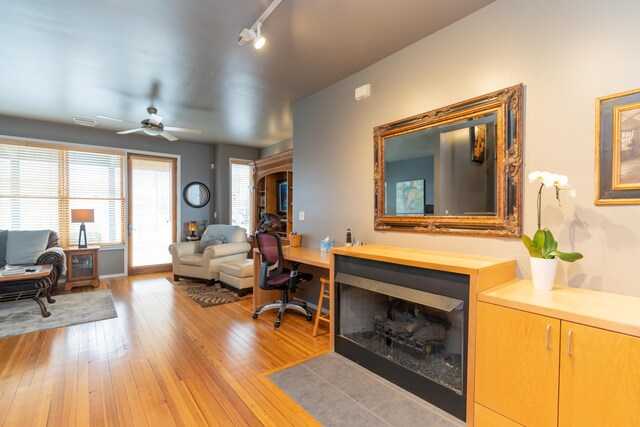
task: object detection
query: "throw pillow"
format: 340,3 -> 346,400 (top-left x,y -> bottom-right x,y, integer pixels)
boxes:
0,230 -> 7,267
199,233 -> 227,253
6,230 -> 51,265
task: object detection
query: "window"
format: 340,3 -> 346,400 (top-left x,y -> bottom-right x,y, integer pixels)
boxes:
230,159 -> 254,234
0,139 -> 125,246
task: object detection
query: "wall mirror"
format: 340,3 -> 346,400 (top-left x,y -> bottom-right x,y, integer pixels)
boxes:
183,181 -> 210,208
374,84 -> 523,237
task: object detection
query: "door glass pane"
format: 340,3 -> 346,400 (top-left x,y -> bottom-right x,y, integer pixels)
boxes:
130,157 -> 174,267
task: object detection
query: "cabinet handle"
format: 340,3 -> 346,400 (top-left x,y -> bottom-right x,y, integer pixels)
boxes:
567,329 -> 573,356
546,324 -> 551,349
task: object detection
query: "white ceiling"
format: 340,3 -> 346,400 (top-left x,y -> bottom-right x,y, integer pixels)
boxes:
0,0 -> 494,147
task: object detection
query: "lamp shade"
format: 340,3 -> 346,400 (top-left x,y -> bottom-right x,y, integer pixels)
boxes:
71,209 -> 94,223
189,221 -> 197,232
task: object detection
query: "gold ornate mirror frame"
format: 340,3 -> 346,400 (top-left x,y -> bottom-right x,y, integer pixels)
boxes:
374,84 -> 524,237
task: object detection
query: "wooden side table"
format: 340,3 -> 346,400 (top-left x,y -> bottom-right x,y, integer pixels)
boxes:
64,246 -> 100,291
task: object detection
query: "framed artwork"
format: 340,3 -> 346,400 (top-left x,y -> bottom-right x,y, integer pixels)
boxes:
595,88 -> 640,204
278,181 -> 288,212
471,125 -> 486,164
396,180 -> 425,215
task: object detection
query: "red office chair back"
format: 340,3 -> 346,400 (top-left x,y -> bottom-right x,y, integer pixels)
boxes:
255,231 -> 289,289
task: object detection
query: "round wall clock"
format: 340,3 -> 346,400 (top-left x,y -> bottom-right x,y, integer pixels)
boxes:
183,182 -> 210,208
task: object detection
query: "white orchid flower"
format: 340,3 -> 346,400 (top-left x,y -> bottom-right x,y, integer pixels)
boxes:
528,170 -> 544,182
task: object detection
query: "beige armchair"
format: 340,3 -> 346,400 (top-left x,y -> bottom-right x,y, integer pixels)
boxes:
168,225 -> 251,285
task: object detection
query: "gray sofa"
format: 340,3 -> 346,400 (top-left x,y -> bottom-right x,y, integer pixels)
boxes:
0,230 -> 66,292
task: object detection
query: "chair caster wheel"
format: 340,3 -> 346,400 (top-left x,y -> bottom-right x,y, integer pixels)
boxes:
306,315 -> 313,321
274,321 -> 281,328
252,313 -> 258,319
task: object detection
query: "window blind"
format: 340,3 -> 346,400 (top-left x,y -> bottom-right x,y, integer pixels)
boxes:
230,159 -> 254,234
0,139 -> 125,246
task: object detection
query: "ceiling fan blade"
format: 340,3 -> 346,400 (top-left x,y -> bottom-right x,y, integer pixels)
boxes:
98,115 -> 139,125
117,128 -> 144,135
160,131 -> 178,142
149,113 -> 163,126
163,126 -> 202,134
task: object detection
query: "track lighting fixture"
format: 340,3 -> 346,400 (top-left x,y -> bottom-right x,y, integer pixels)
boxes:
238,0 -> 281,50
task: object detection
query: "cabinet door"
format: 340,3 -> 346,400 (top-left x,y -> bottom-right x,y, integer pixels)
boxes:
476,302 -> 560,426
559,321 -> 640,426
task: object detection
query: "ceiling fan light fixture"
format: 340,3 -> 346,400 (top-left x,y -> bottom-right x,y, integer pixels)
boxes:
143,128 -> 161,136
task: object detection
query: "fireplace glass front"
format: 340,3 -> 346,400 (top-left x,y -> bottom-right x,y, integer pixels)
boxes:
338,283 -> 465,395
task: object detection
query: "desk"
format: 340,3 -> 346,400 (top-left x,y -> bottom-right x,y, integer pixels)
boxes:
252,246 -> 331,310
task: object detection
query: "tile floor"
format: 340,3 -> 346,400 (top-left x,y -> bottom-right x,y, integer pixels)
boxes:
268,353 -> 465,427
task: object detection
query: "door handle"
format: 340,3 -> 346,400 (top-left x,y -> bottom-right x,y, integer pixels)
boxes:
567,329 -> 573,356
546,324 -> 551,349
128,224 -> 134,235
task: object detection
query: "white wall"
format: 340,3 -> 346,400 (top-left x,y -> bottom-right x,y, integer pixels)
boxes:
293,0 -> 640,297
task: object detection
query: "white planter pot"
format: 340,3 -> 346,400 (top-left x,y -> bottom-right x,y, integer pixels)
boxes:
530,257 -> 558,291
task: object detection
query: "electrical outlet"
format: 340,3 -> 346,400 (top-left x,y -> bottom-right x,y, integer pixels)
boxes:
299,211 -> 305,220
214,211 -> 217,219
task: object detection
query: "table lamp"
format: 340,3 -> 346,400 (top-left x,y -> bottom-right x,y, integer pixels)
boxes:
188,221 -> 197,238
71,209 -> 94,248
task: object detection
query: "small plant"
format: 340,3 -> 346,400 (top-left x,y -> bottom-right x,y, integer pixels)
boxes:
522,171 -> 583,262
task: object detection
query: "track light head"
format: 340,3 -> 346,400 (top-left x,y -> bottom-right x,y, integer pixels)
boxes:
237,0 -> 281,50
253,22 -> 266,49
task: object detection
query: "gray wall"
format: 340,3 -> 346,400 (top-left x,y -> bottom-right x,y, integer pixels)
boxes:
260,138 -> 292,158
213,144 -> 260,225
0,115 -> 241,275
293,0 -> 640,297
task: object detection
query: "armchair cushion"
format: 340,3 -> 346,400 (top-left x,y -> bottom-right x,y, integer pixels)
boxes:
6,230 -> 51,264
199,233 -> 226,252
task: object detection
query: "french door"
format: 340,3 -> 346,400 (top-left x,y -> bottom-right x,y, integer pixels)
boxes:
127,154 -> 177,274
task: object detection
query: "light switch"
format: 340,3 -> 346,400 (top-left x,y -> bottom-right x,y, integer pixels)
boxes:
299,211 -> 305,220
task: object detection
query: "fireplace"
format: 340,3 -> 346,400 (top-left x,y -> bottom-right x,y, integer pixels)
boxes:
334,255 -> 469,421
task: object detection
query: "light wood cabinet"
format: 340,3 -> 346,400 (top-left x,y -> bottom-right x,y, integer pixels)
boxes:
558,321 -> 640,426
475,302 -> 559,426
475,284 -> 640,427
253,150 -> 292,238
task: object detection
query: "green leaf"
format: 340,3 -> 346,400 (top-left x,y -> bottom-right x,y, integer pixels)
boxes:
542,229 -> 557,256
549,250 -> 584,262
522,234 -> 543,258
532,229 -> 545,249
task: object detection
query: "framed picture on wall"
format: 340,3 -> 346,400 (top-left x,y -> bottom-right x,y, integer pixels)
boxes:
595,88 -> 640,204
277,181 -> 288,212
396,180 -> 425,215
471,125 -> 486,164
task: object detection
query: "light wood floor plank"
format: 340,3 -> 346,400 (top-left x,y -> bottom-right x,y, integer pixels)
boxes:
0,273 -> 330,426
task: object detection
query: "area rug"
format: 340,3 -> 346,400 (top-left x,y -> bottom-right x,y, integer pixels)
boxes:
172,280 -> 248,307
0,290 -> 118,339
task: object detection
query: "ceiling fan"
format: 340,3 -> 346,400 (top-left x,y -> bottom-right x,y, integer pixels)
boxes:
98,107 -> 202,142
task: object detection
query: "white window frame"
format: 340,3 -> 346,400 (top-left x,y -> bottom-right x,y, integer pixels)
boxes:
229,158 -> 254,235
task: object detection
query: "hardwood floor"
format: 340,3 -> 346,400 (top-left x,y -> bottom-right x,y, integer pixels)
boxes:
0,273 -> 330,426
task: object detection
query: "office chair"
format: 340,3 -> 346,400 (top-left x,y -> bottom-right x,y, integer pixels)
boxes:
252,231 -> 313,328
257,212 -> 281,232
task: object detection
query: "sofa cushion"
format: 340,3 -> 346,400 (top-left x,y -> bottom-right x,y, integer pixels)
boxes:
6,230 -> 51,265
0,230 -> 7,266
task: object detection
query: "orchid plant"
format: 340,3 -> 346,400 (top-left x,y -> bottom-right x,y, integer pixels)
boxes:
522,171 -> 583,262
